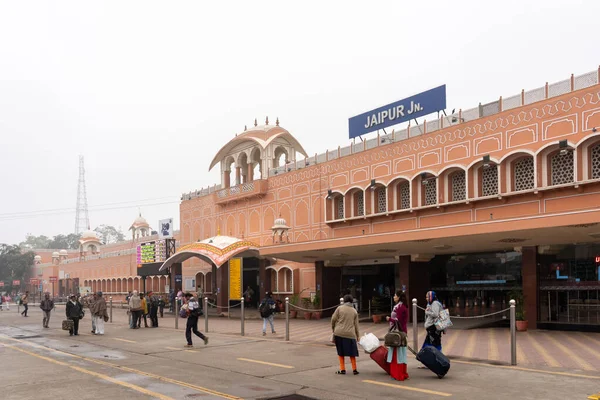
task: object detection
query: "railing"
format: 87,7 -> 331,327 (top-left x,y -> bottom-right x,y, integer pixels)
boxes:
180,68 -> 599,195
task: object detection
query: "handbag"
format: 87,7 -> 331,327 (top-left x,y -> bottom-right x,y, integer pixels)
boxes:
434,308 -> 453,331
79,310 -> 85,320
384,322 -> 405,347
62,319 -> 74,331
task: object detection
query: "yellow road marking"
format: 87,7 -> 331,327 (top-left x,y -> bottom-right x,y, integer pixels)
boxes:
452,359 -> 600,380
463,330 -> 477,358
541,332 -> 595,371
166,346 -> 182,351
488,329 -> 499,361
524,332 -> 560,367
363,380 -> 452,397
443,331 -> 460,355
237,357 -> 294,369
565,335 -> 600,361
0,336 -> 242,400
113,338 -> 136,343
588,392 -> 600,400
0,343 -> 174,400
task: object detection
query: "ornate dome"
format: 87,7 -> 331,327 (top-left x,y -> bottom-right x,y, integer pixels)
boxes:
131,214 -> 150,228
209,122 -> 308,171
81,229 -> 98,240
59,249 -> 68,255
272,217 -> 289,229
52,251 -> 59,257
34,255 -> 42,261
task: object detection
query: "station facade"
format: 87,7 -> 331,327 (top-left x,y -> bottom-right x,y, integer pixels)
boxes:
29,67 -> 600,332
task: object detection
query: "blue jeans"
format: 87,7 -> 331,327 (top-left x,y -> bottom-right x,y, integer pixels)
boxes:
262,315 -> 275,333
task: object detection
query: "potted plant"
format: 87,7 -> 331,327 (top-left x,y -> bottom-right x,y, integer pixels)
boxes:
301,297 -> 312,320
312,291 -> 322,320
509,289 -> 528,332
289,294 -> 299,319
371,296 -> 385,323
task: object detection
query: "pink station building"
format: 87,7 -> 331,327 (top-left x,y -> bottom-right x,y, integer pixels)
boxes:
30,67 -> 600,332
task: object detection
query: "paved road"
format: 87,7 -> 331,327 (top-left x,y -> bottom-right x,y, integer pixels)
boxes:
1,307 -> 599,400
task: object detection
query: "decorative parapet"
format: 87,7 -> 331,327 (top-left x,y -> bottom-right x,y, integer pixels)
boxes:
214,180 -> 269,204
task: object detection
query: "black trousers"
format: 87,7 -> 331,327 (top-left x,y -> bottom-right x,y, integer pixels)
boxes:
149,306 -> 159,327
22,304 -> 28,316
69,317 -> 79,335
185,316 -> 205,345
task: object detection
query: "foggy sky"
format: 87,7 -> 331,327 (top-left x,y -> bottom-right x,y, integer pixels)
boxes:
0,0 -> 598,245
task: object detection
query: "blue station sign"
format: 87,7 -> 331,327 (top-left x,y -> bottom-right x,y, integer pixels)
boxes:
348,85 -> 446,139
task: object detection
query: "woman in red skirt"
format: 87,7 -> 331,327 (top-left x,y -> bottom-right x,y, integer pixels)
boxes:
386,290 -> 409,381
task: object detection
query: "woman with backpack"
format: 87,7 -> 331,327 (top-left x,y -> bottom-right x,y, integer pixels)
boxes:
386,290 -> 409,381
259,292 -> 276,336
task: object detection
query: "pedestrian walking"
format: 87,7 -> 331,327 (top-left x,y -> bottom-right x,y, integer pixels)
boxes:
86,293 -> 97,333
169,290 -> 175,312
183,292 -> 208,348
91,291 -> 108,335
66,294 -> 83,336
148,291 -> 159,327
259,292 -> 276,336
128,290 -> 142,329
386,290 -> 409,381
158,295 -> 165,318
331,294 -> 360,375
422,290 -> 443,352
139,293 -> 149,328
39,293 -> 54,328
243,286 -> 254,308
20,291 -> 29,317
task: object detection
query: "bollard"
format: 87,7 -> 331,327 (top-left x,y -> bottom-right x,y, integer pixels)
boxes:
109,297 -> 113,323
240,296 -> 245,336
175,300 -> 180,330
412,298 -> 418,353
285,297 -> 290,341
204,297 -> 208,333
510,299 -> 516,366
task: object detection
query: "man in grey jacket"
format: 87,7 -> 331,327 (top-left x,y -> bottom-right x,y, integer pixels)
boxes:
39,293 -> 54,328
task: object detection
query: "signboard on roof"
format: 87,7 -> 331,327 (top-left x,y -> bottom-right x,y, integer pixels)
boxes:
348,85 -> 446,139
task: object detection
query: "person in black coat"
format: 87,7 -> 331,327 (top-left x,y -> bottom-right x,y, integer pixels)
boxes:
66,294 -> 83,336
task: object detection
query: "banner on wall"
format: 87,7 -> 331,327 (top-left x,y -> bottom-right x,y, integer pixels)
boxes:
229,258 -> 242,301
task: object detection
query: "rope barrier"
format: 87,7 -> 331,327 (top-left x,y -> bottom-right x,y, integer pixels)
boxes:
205,301 -> 243,309
289,303 -> 340,312
415,304 -> 510,319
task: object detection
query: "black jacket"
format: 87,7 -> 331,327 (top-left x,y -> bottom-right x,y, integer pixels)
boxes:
66,300 -> 83,319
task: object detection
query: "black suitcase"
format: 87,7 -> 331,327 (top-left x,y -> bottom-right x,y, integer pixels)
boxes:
409,345 -> 450,378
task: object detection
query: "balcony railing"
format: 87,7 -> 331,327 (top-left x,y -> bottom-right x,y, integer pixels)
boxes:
215,179 -> 269,204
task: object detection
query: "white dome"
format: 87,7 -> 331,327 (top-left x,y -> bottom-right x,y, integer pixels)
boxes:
52,252 -> 59,257
34,255 -> 42,261
274,217 -> 287,226
81,230 -> 98,239
59,249 -> 68,255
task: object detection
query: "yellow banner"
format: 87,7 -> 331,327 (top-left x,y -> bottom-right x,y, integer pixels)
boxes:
229,258 -> 242,300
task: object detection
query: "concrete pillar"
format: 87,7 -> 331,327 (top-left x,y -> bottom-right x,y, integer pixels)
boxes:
522,246 -> 538,329
247,163 -> 254,182
396,255 -> 430,322
216,262 -> 229,314
315,261 -> 342,317
223,171 -> 230,189
258,258 -> 270,300
235,167 -> 241,186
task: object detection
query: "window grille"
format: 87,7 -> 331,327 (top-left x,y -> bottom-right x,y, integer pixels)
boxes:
482,166 -> 499,196
336,197 -> 344,219
551,151 -> 574,185
591,144 -> 600,179
451,171 -> 466,201
425,181 -> 437,206
399,182 -> 410,209
514,158 -> 534,191
377,188 -> 387,213
356,193 -> 364,216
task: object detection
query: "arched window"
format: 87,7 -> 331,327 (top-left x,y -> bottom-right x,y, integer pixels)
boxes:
377,187 -> 387,213
397,181 -> 410,209
424,180 -> 437,206
336,196 -> 344,219
513,157 -> 534,191
450,171 -> 466,201
481,165 -> 499,196
355,192 -> 365,216
550,151 -> 574,185
591,143 -> 600,179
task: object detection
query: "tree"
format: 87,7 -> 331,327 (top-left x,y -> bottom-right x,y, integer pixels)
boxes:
19,234 -> 51,249
94,225 -> 125,244
0,244 -> 35,289
20,233 -> 80,250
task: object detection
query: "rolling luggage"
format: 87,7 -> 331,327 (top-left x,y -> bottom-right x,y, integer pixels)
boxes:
410,345 -> 450,379
369,345 -> 391,375
62,319 -> 74,331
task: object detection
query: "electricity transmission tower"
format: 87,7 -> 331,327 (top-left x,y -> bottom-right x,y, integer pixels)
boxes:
74,155 -> 90,235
